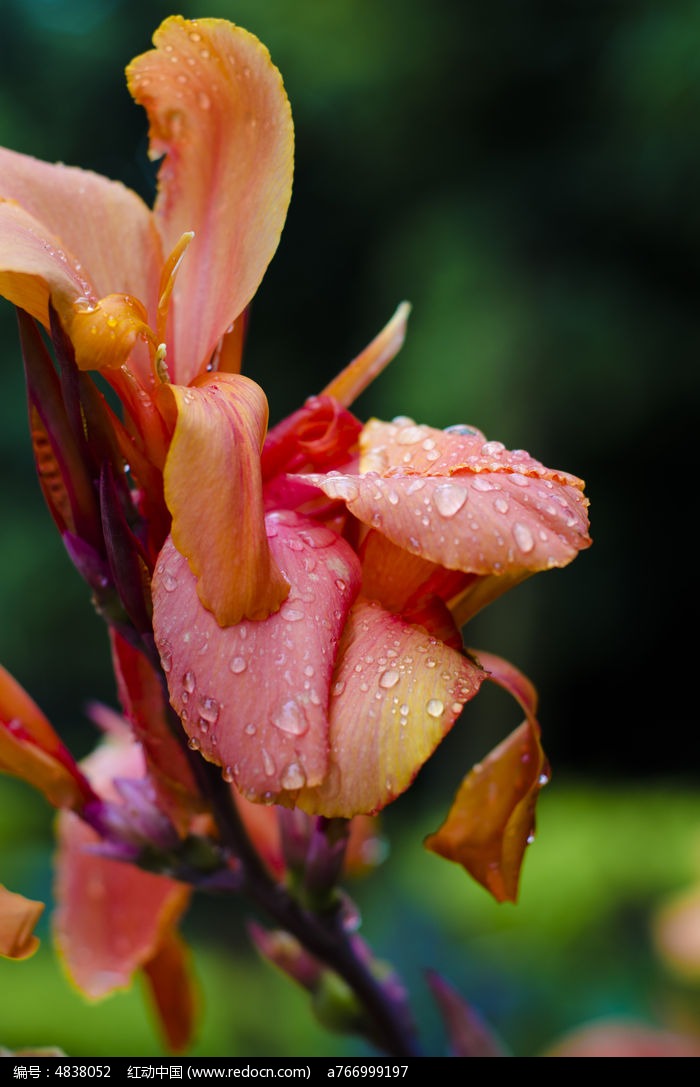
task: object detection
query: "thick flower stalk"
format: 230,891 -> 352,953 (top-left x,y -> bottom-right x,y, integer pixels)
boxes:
0,15 -> 591,1057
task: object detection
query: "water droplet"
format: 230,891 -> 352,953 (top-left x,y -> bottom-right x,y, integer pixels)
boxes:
198,696 -> 220,725
396,425 -> 425,445
271,699 -> 309,736
222,765 -> 234,783
426,698 -> 444,718
162,572 -> 178,592
159,644 -> 173,673
244,722 -> 257,736
332,679 -> 346,697
513,522 -> 535,553
481,440 -> 505,456
281,762 -> 306,790
434,482 -> 468,518
262,748 -> 276,777
182,670 -> 196,694
379,668 -> 400,690
198,91 -> 211,110
187,737 -> 200,751
335,578 -> 347,593
510,473 -> 530,488
444,424 -> 479,436
494,496 -> 510,514
281,605 -> 305,622
229,656 -> 247,674
323,476 -> 359,502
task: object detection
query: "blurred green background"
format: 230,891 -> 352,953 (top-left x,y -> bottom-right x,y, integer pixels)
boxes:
0,0 -> 698,1058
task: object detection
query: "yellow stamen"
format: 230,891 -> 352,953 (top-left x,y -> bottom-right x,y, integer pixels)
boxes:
157,231 -> 195,347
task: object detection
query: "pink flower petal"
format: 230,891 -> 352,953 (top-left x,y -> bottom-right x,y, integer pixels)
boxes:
152,510 -> 362,802
54,739 -> 189,1000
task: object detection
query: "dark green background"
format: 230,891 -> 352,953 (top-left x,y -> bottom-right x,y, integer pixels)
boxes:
0,0 -> 697,1058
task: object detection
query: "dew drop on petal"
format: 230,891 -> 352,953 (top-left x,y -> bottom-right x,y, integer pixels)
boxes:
198,696 -> 220,726
270,699 -> 309,736
281,605 -> 305,622
183,671 -> 196,694
262,748 -> 276,777
159,644 -> 173,673
332,679 -> 346,697
426,698 -> 445,718
494,496 -> 510,514
244,722 -> 257,736
434,482 -> 468,518
324,477 -> 359,502
396,425 -> 424,445
229,656 -> 247,674
222,765 -> 234,783
281,762 -> 306,790
513,522 -> 535,553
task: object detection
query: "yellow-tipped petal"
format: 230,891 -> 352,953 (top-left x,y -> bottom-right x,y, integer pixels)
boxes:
128,16 -> 294,384
297,600 -> 485,818
0,885 -> 44,961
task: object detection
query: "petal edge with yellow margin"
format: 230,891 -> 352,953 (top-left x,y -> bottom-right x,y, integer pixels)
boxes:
159,372 -> 289,626
127,16 -> 294,384
0,884 -> 44,961
297,600 -> 486,818
424,651 -> 547,903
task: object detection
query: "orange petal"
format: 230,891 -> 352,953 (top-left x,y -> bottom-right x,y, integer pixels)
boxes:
308,460 -> 590,578
142,928 -> 198,1053
127,16 -> 294,384
0,146 -> 161,313
152,511 -> 362,803
0,198 -> 93,327
424,652 -> 546,903
297,600 -> 485,818
159,372 -> 289,625
359,417 -> 583,487
0,884 -> 44,961
54,739 -> 190,1000
321,302 -> 411,408
0,665 -> 93,809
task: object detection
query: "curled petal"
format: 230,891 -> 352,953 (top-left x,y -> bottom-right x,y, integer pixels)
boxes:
128,16 -> 294,383
152,511 -> 362,802
0,884 -> 44,961
0,665 -> 93,810
261,395 -> 362,480
424,652 -> 546,904
297,600 -> 485,818
69,294 -> 156,373
159,372 -> 289,625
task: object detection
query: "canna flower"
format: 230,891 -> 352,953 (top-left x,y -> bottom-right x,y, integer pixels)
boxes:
0,12 -> 592,914
153,367 -> 591,901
